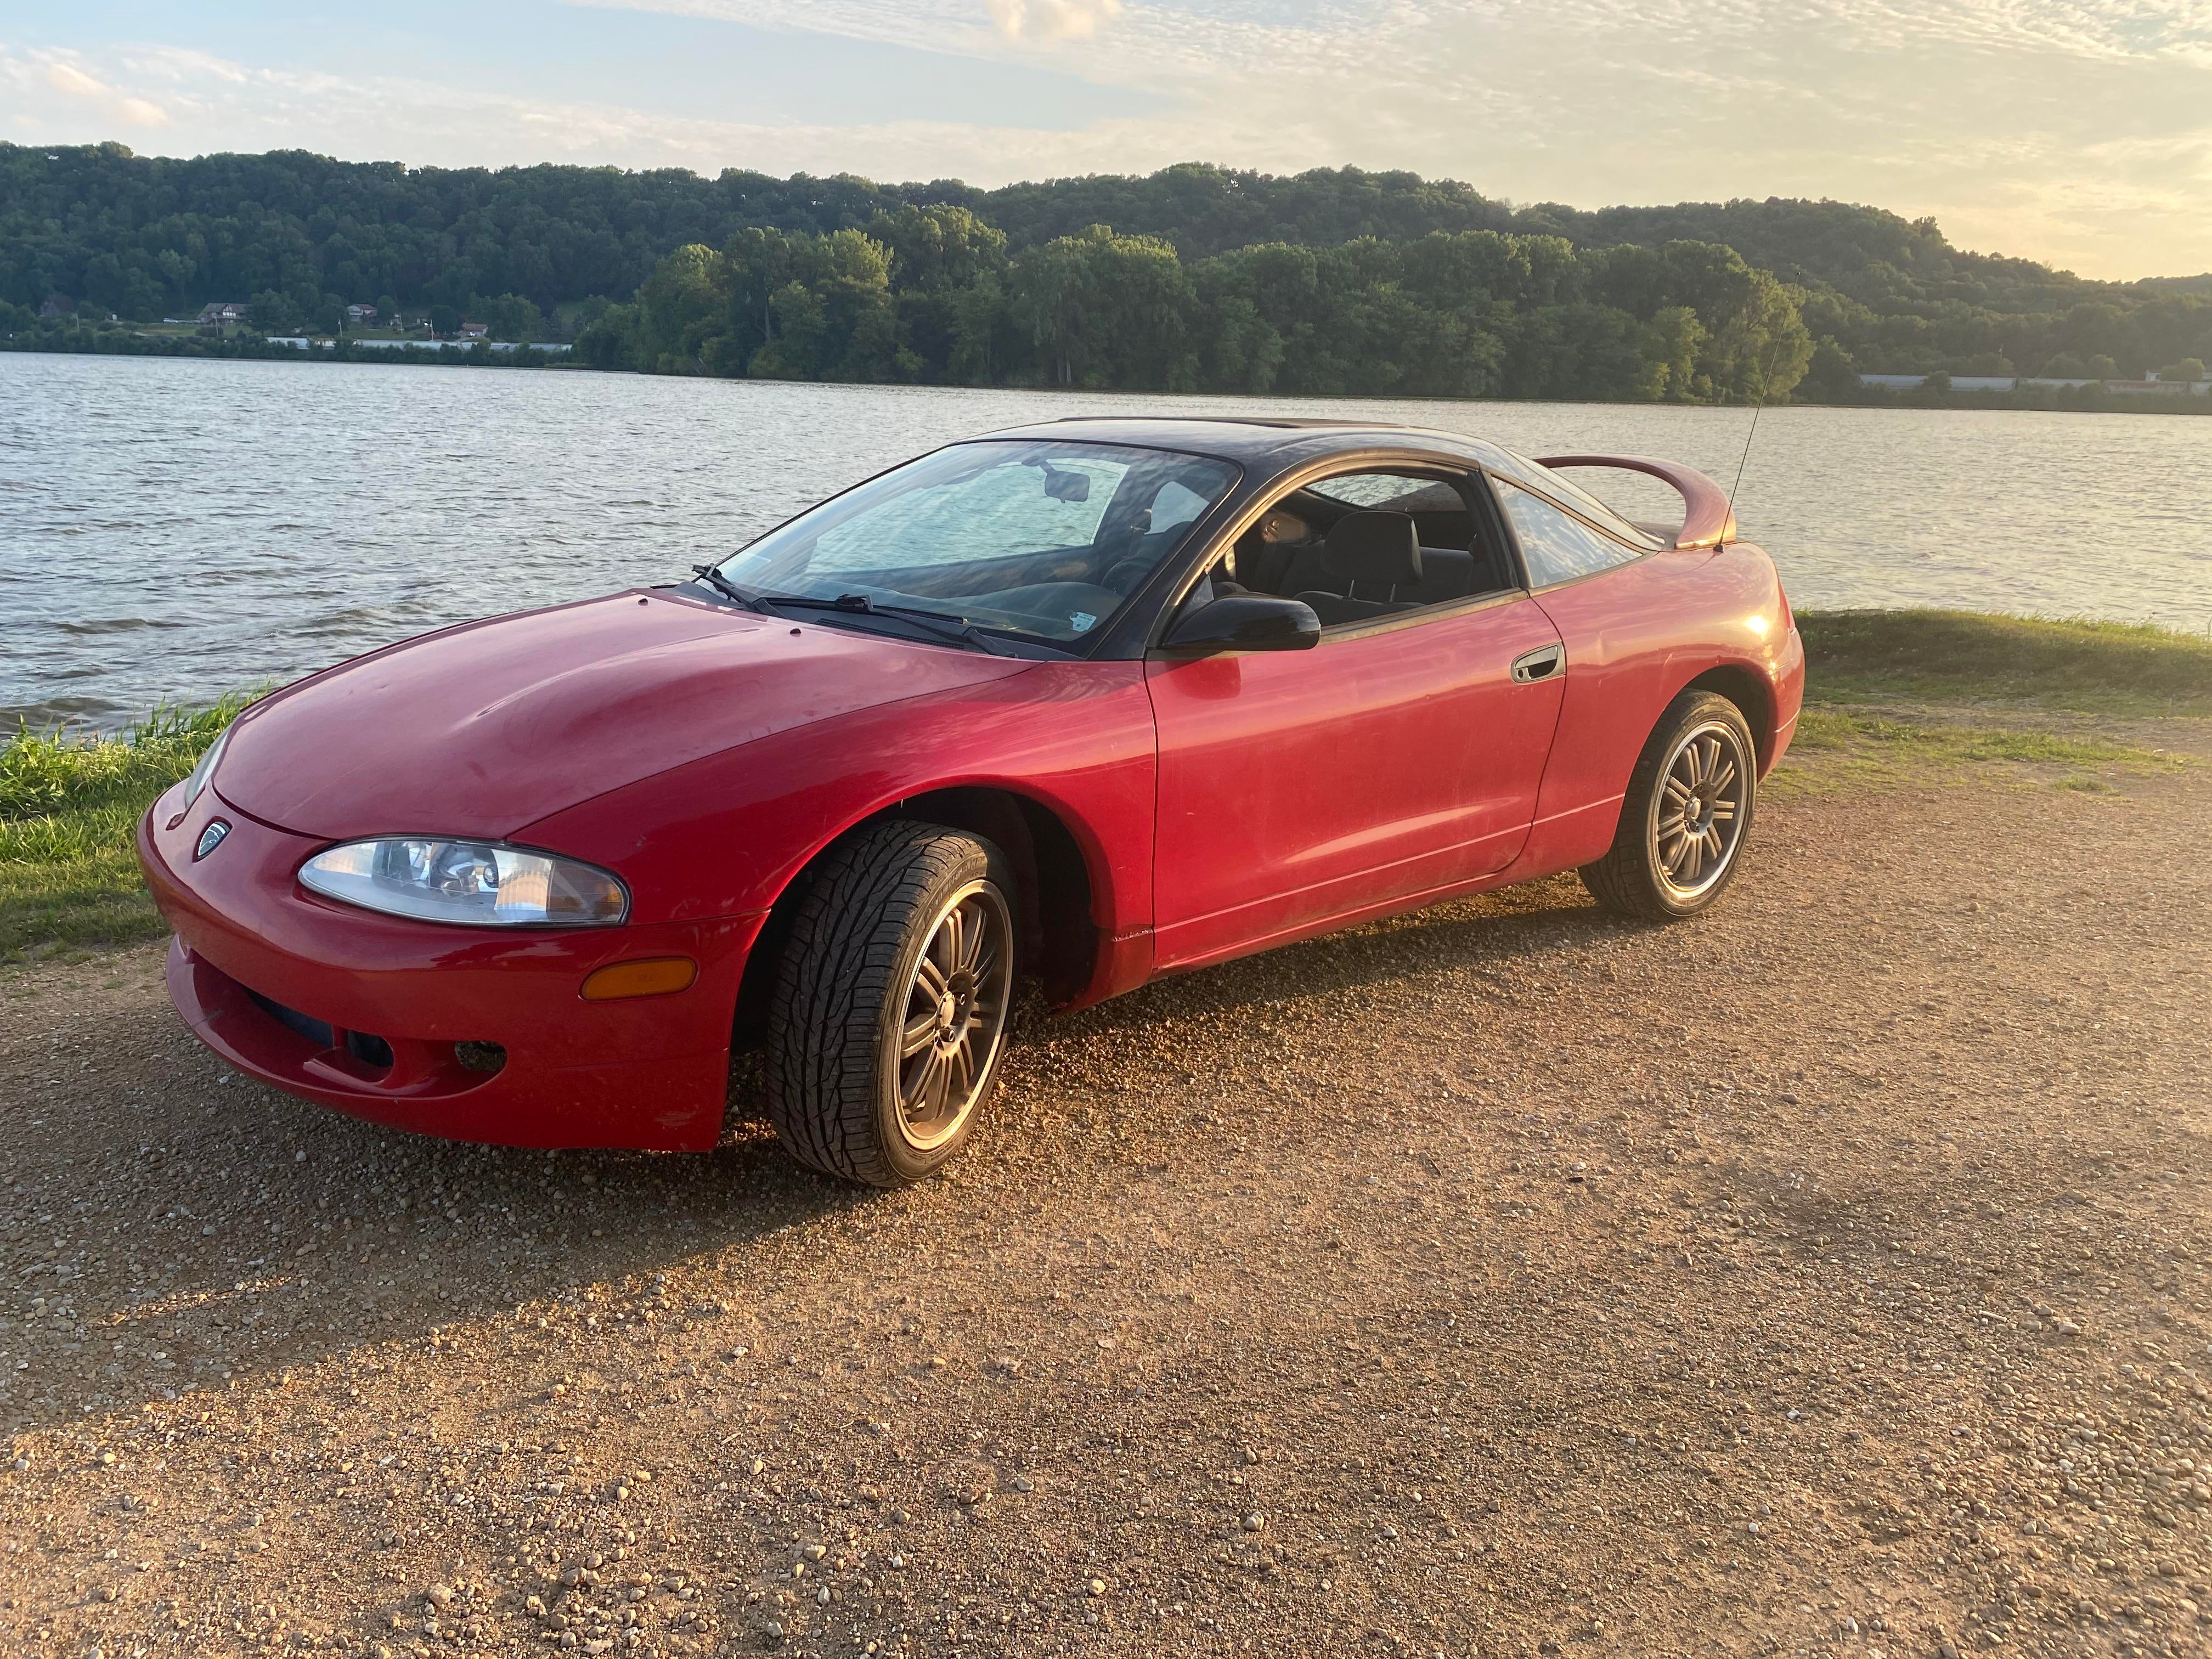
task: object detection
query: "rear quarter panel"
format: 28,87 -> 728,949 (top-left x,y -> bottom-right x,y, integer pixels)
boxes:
1519,539 -> 1799,874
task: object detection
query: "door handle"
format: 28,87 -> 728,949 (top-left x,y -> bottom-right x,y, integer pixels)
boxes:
1511,643 -> 1565,683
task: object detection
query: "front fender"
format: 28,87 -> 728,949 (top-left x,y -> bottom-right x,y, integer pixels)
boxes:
520,659 -> 1159,978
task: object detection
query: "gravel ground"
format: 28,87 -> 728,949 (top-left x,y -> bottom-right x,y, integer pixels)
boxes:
2,740 -> 2209,1659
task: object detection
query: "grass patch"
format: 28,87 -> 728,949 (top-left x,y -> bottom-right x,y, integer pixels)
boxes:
1798,609 -> 2212,714
1,694 -> 256,961
1773,704 -> 2181,796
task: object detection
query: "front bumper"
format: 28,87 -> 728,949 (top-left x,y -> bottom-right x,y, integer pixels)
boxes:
137,783 -> 764,1152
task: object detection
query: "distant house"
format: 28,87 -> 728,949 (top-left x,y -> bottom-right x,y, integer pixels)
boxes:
457,320 -> 488,339
197,301 -> 247,326
345,303 -> 377,324
39,295 -> 75,319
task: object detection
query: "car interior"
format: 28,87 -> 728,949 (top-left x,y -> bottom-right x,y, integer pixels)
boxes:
789,454 -> 1235,648
1198,470 -> 1519,627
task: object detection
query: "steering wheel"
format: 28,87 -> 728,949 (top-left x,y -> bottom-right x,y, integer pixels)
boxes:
1100,558 -> 1153,595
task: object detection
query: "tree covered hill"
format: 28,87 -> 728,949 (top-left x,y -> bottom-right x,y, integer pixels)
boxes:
3,142 -> 2206,398
575,212 -> 1810,403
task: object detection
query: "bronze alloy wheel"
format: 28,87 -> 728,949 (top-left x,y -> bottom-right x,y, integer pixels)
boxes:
765,820 -> 1022,1187
893,878 -> 1013,1153
1650,717 -> 1750,902
1579,689 -> 1759,922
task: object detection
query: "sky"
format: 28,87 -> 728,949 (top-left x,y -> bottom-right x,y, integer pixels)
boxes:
2,0 -> 2207,280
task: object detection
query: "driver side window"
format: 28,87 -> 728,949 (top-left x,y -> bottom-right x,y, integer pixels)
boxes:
1205,467 -> 1513,629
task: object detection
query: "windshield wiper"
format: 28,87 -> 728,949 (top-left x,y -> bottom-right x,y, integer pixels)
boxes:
759,592 -> 1002,654
689,563 -> 766,613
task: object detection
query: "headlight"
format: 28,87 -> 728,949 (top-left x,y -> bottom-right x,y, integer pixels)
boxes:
180,725 -> 232,809
298,838 -> 628,927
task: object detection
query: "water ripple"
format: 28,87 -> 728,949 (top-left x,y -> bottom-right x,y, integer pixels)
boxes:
4,354 -> 2210,727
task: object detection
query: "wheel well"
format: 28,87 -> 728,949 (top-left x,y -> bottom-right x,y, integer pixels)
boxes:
732,788 -> 1099,1045
1687,664 -> 1774,770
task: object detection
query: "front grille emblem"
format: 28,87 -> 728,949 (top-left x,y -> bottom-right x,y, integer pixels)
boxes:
195,820 -> 232,860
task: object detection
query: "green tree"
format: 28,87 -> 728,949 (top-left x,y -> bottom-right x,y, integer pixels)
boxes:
746,230 -> 898,382
479,292 -> 548,341
574,301 -> 642,369
946,272 -> 1012,383
246,289 -> 297,332
716,227 -> 808,371
1007,225 -> 1197,390
634,242 -> 730,371
1639,306 -> 1709,401
868,204 -> 1007,294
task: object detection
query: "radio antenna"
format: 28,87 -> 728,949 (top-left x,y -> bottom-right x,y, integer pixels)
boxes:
1725,340 -> 1784,537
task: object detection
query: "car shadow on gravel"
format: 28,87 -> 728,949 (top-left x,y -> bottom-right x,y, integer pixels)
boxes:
1,1053 -> 882,1435
4,873 -> 1626,1436
1052,870 -> 1627,1036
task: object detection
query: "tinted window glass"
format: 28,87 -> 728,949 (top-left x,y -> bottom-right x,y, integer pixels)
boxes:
1307,473 -> 1462,512
1499,450 -> 1665,549
1496,480 -> 1642,587
716,441 -> 1237,649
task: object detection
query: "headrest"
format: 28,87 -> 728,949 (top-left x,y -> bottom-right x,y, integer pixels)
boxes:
1324,511 -> 1423,588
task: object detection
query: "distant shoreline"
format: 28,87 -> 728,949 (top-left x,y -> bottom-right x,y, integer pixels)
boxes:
7,331 -> 2210,417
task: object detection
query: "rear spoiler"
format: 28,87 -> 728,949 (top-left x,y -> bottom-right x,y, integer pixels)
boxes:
1533,455 -> 1736,551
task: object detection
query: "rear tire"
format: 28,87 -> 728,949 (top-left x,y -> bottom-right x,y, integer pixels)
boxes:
1579,690 -> 1757,922
764,821 -> 1017,1187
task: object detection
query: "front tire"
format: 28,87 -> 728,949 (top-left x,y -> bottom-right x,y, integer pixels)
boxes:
764,821 -> 1017,1187
1579,690 -> 1757,921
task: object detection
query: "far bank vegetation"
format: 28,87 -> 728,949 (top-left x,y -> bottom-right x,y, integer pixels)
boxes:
575,212 -> 1810,402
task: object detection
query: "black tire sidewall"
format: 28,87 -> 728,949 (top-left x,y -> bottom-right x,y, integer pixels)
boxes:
867,837 -> 1018,1184
1633,692 -> 1757,918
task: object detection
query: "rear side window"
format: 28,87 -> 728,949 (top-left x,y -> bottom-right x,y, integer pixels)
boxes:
1494,480 -> 1642,588
1498,450 -> 1664,548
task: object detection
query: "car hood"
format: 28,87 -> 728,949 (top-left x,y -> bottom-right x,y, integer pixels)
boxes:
215,591 -> 1035,840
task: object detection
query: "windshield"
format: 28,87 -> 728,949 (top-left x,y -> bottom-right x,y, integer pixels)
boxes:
713,440 -> 1239,649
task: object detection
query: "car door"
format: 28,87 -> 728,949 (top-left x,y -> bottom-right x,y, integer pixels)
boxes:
1145,587 -> 1567,972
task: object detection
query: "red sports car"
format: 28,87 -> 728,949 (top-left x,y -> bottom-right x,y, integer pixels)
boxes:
139,417 -> 1802,1184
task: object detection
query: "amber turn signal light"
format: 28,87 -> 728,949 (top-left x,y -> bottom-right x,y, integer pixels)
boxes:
579,957 -> 697,1001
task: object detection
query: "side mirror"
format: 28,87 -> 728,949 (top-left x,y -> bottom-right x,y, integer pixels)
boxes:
1159,595 -> 1321,654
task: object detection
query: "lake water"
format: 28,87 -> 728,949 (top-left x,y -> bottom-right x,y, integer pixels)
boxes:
5,353 -> 2210,728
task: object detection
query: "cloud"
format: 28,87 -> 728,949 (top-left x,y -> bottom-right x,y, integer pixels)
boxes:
33,52 -> 171,127
44,61 -> 105,98
985,0 -> 1122,40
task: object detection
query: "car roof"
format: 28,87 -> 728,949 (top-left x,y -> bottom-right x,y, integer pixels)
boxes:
963,415 -> 1522,472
